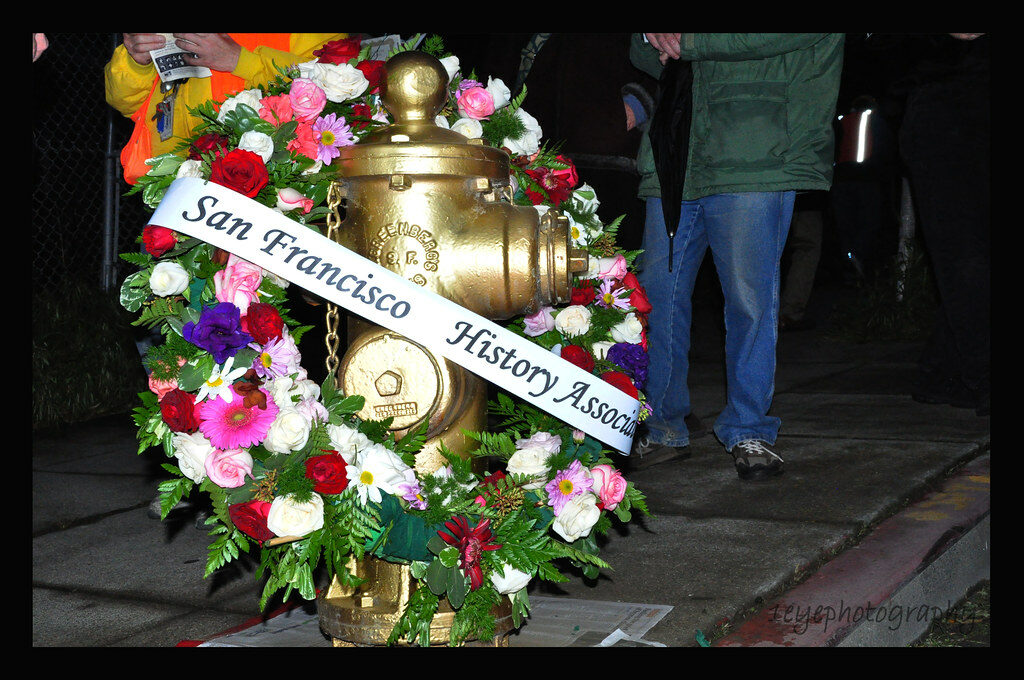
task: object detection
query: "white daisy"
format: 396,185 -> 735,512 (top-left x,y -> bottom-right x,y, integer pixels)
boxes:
195,356 -> 248,404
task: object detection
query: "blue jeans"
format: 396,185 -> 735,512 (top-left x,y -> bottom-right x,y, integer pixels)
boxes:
637,191 -> 795,450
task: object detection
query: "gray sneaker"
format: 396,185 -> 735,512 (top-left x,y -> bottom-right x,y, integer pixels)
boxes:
729,439 -> 784,481
630,435 -> 691,470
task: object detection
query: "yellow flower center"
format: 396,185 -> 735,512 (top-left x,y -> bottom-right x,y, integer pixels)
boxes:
571,226 -> 580,239
321,130 -> 336,146
261,352 -> 272,368
603,292 -> 615,304
559,479 -> 574,495
207,376 -> 223,387
360,470 -> 374,485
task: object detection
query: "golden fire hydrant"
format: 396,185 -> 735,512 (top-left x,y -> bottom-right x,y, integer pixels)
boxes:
317,51 -> 587,646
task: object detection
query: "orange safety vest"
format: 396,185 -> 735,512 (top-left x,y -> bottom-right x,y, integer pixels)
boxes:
121,33 -> 292,185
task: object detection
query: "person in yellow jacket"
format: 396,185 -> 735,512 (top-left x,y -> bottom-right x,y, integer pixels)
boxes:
105,33 -> 347,184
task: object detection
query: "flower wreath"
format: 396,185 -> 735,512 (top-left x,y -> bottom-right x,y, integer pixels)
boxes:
120,35 -> 652,646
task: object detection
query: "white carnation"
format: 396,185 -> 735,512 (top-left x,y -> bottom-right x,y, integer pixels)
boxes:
237,130 -> 274,163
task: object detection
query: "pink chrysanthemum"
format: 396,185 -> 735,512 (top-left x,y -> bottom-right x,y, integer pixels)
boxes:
312,113 -> 355,164
544,459 -> 594,515
596,278 -> 631,310
198,385 -> 279,450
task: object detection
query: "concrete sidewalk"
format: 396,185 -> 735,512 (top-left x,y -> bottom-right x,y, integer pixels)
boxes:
32,284 -> 991,647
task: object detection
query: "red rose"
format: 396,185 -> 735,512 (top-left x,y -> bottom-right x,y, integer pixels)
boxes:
159,388 -> 200,433
228,500 -> 275,543
304,452 -> 349,495
621,272 -> 652,314
570,282 -> 595,306
142,225 -> 177,257
355,60 -> 386,93
209,149 -> 269,198
241,303 -> 285,345
561,344 -> 595,373
348,103 -> 375,131
312,38 -> 362,64
600,371 -> 639,399
188,133 -> 231,161
552,155 -> 579,189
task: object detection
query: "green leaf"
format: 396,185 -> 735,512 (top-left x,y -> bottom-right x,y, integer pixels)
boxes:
425,558 -> 448,596
119,272 -> 149,312
439,546 -> 460,569
446,567 -> 468,609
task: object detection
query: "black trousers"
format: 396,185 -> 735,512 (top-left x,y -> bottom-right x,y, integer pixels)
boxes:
900,75 -> 990,391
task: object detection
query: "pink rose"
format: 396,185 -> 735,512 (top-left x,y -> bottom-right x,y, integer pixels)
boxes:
457,86 -> 495,120
590,464 -> 627,510
523,306 -> 555,337
204,448 -> 254,488
597,254 -> 628,281
287,121 -> 319,161
259,94 -> 294,126
147,357 -> 186,399
214,254 -> 264,314
276,187 -> 314,214
288,79 -> 327,122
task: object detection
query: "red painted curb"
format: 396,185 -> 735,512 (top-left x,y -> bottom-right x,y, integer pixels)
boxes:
715,455 -> 990,647
177,590 -> 320,647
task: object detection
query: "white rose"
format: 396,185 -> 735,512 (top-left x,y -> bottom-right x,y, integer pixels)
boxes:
610,312 -> 644,344
450,117 -> 483,139
434,115 -> 450,129
506,445 -> 552,490
502,108 -> 542,156
262,406 -> 312,453
217,88 -> 263,122
551,493 -> 601,542
554,305 -> 592,338
572,182 -> 601,214
514,431 -> 562,454
490,562 -> 532,595
172,431 -> 216,483
303,62 -> 368,102
237,130 -> 274,163
327,422 -> 373,463
591,340 -> 615,361
176,159 -> 204,179
266,493 -> 324,537
149,261 -> 189,296
300,159 -> 323,175
439,55 -> 460,82
486,76 -> 511,109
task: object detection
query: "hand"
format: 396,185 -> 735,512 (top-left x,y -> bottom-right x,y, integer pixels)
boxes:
122,33 -> 168,66
950,33 -> 985,40
173,33 -> 242,73
624,100 -> 637,131
645,33 -> 681,63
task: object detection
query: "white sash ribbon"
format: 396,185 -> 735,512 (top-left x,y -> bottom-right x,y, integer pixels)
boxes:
151,178 -> 639,453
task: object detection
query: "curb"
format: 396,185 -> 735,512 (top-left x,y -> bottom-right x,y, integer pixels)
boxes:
714,454 -> 990,647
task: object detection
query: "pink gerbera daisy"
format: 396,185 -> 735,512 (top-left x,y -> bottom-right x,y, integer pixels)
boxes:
198,385 -> 279,450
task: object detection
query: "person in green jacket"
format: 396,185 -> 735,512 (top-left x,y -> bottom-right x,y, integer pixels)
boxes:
629,33 -> 844,480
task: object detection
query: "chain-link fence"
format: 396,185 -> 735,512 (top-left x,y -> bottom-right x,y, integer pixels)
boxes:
32,32 -> 150,295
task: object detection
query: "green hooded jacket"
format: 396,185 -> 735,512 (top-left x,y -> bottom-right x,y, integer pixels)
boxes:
630,33 -> 844,200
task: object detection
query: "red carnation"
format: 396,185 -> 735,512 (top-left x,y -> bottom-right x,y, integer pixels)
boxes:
188,132 -> 231,161
355,60 -> 385,93
228,500 -> 275,543
304,451 -> 349,495
142,225 -> 177,257
159,388 -> 201,433
600,371 -> 639,399
209,149 -> 269,198
570,282 -> 596,306
561,344 -> 595,373
621,272 -> 652,314
312,38 -> 362,64
241,303 -> 285,345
